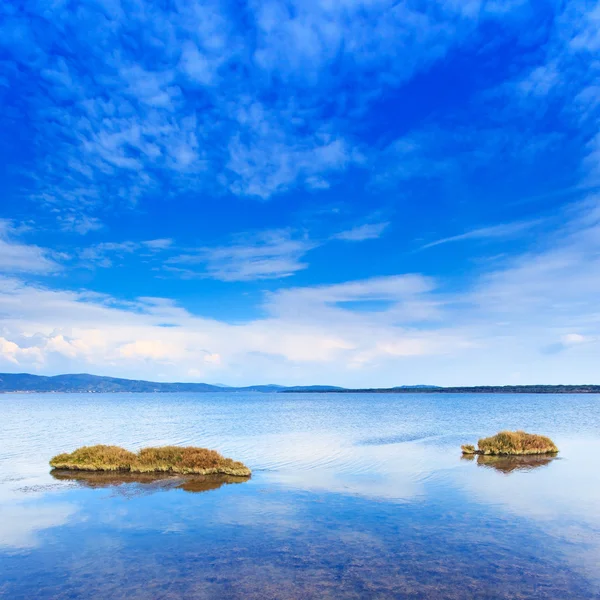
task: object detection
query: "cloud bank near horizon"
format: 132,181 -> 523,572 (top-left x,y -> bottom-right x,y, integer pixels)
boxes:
1,0 -> 600,385
2,193 -> 600,386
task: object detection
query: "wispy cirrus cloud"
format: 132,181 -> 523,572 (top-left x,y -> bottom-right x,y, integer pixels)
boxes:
166,229 -> 317,281
0,220 -> 60,274
365,1 -> 600,198
332,222 -> 389,242
58,215 -> 104,235
164,219 -> 393,282
0,0 -> 535,228
470,197 -> 600,316
78,239 -> 173,268
493,1 -> 600,182
61,217 -> 390,281
419,219 -> 544,250
265,274 -> 440,326
372,124 -> 563,191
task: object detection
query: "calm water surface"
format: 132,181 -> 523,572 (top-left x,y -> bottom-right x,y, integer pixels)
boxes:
1,392 -> 600,599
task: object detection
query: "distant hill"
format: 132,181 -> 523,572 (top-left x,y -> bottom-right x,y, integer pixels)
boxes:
283,385 -> 347,392
396,385 -> 442,389
1,373 -> 598,394
0,373 -> 344,393
282,384 -> 600,394
0,373 -> 223,393
231,384 -> 287,392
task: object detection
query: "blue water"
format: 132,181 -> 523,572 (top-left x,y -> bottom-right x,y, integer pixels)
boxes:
1,392 -> 600,599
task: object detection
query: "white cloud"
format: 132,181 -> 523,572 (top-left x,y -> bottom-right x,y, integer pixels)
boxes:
118,339 -> 186,362
143,238 -> 173,251
372,123 -> 562,190
506,1 -> 600,183
78,239 -> 174,268
0,220 -> 60,274
225,108 -> 362,199
0,269 -> 463,385
469,198 -> 600,318
517,63 -> 560,97
0,0 -> 533,227
58,215 -> 104,235
0,336 -> 44,365
166,229 -> 317,281
163,221 -> 391,282
267,275 -> 435,318
420,219 -> 544,250
366,0 -> 600,195
332,222 -> 389,242
562,333 -> 588,345
2,194 -> 600,385
249,0 -> 488,85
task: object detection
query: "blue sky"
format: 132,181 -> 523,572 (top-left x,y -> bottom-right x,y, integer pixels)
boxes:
1,0 -> 599,385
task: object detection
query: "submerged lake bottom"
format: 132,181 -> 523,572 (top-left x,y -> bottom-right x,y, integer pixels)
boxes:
1,392 -> 600,599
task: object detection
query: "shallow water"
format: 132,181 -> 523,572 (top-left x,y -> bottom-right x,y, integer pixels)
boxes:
1,392 -> 600,599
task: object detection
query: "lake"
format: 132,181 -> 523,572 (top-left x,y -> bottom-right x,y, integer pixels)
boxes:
1,392 -> 599,599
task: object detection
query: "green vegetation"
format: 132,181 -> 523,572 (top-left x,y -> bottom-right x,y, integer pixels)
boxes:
461,431 -> 558,456
50,444 -> 251,476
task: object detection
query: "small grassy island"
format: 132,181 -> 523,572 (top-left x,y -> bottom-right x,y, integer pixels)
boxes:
461,430 -> 558,456
50,445 -> 251,477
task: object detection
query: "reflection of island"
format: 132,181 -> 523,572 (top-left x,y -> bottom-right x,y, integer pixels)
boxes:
461,453 -> 557,474
51,470 -> 249,494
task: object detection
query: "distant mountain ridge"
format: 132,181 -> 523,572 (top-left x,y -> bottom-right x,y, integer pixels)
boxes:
1,373 -> 598,394
0,373 -> 344,393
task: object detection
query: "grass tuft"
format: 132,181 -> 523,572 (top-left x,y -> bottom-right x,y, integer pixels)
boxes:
49,445 -> 136,471
50,445 -> 251,476
461,430 -> 558,456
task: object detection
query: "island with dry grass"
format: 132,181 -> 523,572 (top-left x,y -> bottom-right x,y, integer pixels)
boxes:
461,430 -> 558,456
50,445 -> 251,477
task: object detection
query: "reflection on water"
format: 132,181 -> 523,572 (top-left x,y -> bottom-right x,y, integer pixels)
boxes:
354,432 -> 438,446
0,502 -> 77,551
1,392 -> 600,599
50,469 -> 250,494
461,453 -> 558,473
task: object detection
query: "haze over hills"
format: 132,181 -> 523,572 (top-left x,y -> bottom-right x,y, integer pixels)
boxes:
1,373 -> 599,394
0,373 -> 345,393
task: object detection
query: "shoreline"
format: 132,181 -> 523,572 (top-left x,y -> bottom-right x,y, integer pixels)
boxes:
3,388 -> 600,395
